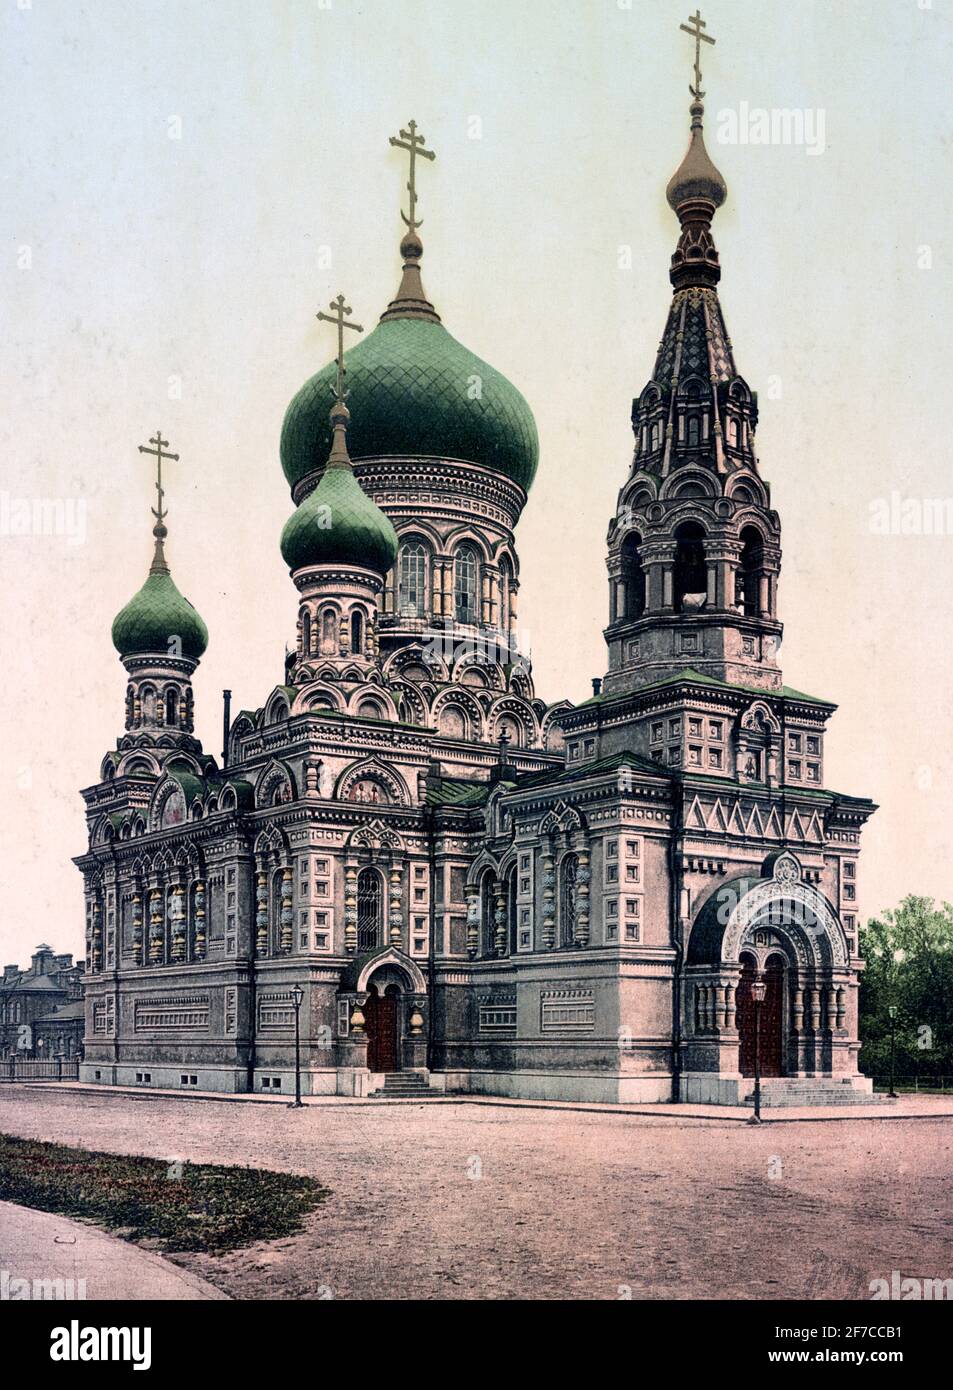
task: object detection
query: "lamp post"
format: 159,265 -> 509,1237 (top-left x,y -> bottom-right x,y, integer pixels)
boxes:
887,1003 -> 898,1099
289,983 -> 304,1109
748,975 -> 767,1125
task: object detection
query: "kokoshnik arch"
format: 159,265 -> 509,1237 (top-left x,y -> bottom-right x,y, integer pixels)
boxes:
76,25 -> 877,1106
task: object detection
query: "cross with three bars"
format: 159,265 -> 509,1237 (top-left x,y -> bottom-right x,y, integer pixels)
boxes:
316,294 -> 364,403
679,9 -> 716,100
388,119 -> 436,234
138,431 -> 179,525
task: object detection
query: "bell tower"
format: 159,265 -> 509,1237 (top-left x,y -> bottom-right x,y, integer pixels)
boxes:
603,21 -> 782,696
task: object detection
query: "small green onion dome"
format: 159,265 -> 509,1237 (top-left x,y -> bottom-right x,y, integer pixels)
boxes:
280,402 -> 399,575
280,316 -> 539,494
112,527 -> 209,661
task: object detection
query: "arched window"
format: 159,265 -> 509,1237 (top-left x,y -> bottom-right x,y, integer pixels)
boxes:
320,607 -> 338,656
673,522 -> 707,612
560,853 -> 579,948
499,557 -> 512,636
350,609 -> 364,656
620,533 -> 646,620
728,417 -> 740,448
301,610 -> 312,655
687,415 -> 700,447
398,542 -> 428,618
651,422 -> 662,451
356,869 -> 383,953
738,526 -> 765,617
165,689 -> 178,727
454,545 -> 480,624
141,686 -> 156,723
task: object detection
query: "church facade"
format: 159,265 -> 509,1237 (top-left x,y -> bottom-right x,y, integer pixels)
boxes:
77,92 -> 876,1106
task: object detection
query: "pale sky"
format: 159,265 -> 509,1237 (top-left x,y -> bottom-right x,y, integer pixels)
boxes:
2,0 -> 951,966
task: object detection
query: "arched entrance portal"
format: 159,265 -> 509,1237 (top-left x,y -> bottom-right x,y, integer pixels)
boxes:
365,983 -> 400,1073
737,953 -> 785,1077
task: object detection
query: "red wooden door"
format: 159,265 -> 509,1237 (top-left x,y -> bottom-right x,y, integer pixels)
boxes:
366,986 -> 400,1072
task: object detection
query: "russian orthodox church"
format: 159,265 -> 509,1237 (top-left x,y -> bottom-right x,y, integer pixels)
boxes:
77,76 -> 876,1104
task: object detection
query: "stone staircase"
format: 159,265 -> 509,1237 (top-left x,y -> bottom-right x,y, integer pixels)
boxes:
369,1071 -> 438,1100
741,1078 -> 890,1108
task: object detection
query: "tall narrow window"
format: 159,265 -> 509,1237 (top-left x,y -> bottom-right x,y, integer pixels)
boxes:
481,872 -> 497,956
356,869 -> 382,953
499,557 -> 512,637
350,609 -> 364,655
673,522 -> 707,611
507,865 -> 519,955
687,415 -> 700,447
738,526 -> 764,617
165,689 -> 178,726
560,853 -> 579,947
301,610 -> 312,656
398,542 -> 428,618
454,545 -> 479,624
620,533 -> 646,620
320,607 -> 338,655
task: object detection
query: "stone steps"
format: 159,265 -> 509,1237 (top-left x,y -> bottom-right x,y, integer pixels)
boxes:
369,1072 -> 438,1099
741,1079 -> 887,1108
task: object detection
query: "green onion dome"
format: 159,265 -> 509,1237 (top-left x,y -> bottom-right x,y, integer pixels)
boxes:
280,401 -> 398,575
280,233 -> 539,494
112,525 -> 209,661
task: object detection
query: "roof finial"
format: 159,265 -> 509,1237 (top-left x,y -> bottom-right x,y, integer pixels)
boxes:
381,119 -> 441,323
666,10 -> 727,290
679,8 -> 716,101
137,429 -> 179,574
316,293 -> 364,468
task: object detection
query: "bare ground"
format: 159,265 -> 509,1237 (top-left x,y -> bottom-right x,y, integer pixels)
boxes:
0,1089 -> 949,1301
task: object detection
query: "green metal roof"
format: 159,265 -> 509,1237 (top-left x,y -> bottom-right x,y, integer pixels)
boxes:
280,317 -> 539,493
281,460 -> 398,575
575,669 -> 835,709
112,564 -> 208,661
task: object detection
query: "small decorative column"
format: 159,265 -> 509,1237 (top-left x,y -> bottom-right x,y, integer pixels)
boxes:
279,865 -> 294,952
835,986 -> 846,1029
148,889 -> 164,964
91,902 -> 103,973
193,879 -> 207,960
304,760 -> 321,797
442,563 -> 453,621
132,891 -> 144,966
541,841 -> 556,948
169,882 -> 187,962
388,864 -> 403,948
343,865 -> 358,953
825,984 -> 837,1033
723,981 -> 735,1030
574,841 -> 591,947
465,883 -> 479,958
493,880 -> 507,957
255,868 -> 269,956
338,614 -> 349,655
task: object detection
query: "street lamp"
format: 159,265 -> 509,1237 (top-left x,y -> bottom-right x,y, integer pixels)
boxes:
887,1003 -> 898,1098
748,975 -> 767,1125
289,983 -> 304,1110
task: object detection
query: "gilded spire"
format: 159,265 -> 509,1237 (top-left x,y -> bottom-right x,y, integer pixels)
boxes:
666,12 -> 727,290
137,430 -> 179,574
316,293 -> 363,468
380,119 -> 441,323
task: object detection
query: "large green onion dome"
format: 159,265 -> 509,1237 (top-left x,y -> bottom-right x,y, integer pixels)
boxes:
280,400 -> 398,575
280,231 -> 539,494
112,524 -> 209,661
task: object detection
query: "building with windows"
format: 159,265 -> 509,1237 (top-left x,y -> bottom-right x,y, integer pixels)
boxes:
0,945 -> 85,1060
77,84 -> 876,1105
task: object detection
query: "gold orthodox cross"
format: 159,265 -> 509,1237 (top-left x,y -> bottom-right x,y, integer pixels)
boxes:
679,9 -> 716,99
388,119 -> 436,233
138,430 -> 179,524
316,294 -> 363,401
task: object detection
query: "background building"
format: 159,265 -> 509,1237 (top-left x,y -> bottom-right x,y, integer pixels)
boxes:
0,944 -> 85,1060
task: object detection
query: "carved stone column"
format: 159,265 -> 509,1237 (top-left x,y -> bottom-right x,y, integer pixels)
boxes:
493,879 -> 507,957
343,865 -> 358,954
388,863 -> 403,948
574,840 -> 591,947
255,867 -> 269,956
132,890 -> 144,966
464,883 -> 479,958
541,841 -> 556,948
279,865 -> 294,953
148,889 -> 164,964
193,879 -> 207,960
169,881 -> 186,962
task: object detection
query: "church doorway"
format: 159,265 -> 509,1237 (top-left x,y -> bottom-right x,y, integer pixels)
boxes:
737,953 -> 785,1077
365,982 -> 400,1073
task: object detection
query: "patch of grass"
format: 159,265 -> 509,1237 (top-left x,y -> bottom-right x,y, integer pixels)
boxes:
0,1133 -> 328,1253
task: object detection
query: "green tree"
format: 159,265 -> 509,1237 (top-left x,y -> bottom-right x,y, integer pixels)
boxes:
859,896 -> 953,1082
